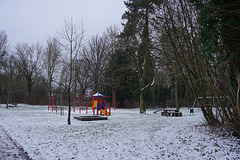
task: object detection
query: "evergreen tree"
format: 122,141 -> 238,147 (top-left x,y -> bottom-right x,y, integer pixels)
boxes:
192,0 -> 240,89
121,0 -> 161,113
103,48 -> 139,108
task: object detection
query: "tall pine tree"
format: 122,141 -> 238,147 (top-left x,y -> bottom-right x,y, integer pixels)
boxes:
121,0 -> 161,113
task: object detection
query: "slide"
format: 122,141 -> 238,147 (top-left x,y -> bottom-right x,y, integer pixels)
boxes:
101,109 -> 110,116
153,108 -> 164,114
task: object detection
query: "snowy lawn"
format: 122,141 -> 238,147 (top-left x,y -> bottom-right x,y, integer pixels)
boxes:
0,104 -> 239,160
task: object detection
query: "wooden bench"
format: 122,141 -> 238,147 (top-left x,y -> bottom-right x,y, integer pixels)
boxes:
161,109 -> 178,116
167,111 -> 182,117
161,109 -> 182,117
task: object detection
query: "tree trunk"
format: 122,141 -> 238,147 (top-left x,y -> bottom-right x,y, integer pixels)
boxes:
49,80 -> 52,104
175,78 -> 179,110
236,74 -> 240,118
67,87 -> 71,125
60,86 -> 63,106
26,75 -> 33,103
201,104 -> 220,126
6,79 -> 10,109
140,89 -> 147,114
112,87 -> 115,109
6,69 -> 13,109
6,83 -> 10,109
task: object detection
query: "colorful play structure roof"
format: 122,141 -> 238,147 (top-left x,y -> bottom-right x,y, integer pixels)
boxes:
92,92 -> 103,97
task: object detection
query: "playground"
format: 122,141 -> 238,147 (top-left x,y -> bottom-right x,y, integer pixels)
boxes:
48,92 -> 116,118
0,104 -> 239,160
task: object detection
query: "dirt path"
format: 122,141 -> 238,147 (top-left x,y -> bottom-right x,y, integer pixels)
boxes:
0,125 -> 31,160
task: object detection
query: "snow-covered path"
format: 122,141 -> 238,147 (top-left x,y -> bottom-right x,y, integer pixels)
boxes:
0,125 -> 31,160
0,105 -> 239,160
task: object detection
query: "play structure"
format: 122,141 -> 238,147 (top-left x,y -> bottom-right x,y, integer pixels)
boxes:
74,92 -> 115,121
91,92 -> 110,116
48,91 -> 116,118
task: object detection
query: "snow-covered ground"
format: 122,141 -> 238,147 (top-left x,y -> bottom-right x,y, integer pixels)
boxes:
0,104 -> 239,160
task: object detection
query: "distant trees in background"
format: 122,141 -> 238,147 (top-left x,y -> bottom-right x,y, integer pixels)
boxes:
0,0 -> 239,135
15,43 -> 43,100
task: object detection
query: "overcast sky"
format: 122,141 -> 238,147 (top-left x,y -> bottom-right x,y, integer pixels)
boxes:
0,0 -> 126,48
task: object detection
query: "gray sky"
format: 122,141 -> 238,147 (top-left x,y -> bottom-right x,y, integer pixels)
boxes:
0,0 -> 126,47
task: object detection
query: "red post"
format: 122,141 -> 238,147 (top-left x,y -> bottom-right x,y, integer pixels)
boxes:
104,101 -> 107,115
48,103 -> 50,111
109,105 -> 111,116
73,96 -> 75,112
92,106 -> 95,115
92,91 -> 94,108
52,96 -> 54,112
86,103 -> 88,114
100,101 -> 102,115
92,94 -> 95,115
79,102 -> 81,113
114,91 -> 116,111
97,97 -> 99,115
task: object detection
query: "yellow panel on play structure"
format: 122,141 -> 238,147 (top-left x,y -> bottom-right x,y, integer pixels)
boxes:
101,109 -> 110,116
93,101 -> 98,108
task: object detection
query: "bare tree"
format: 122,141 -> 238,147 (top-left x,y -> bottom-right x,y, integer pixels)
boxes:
0,31 -> 9,106
43,37 -> 61,102
0,31 -> 8,69
74,58 -> 90,100
15,43 -> 43,102
0,31 -> 8,60
3,54 -> 16,108
83,34 -> 108,92
57,17 -> 84,125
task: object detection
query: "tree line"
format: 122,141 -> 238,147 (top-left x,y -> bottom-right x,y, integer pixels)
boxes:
0,0 -> 240,136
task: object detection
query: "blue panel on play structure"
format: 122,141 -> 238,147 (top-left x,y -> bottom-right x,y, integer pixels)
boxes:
97,102 -> 105,109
